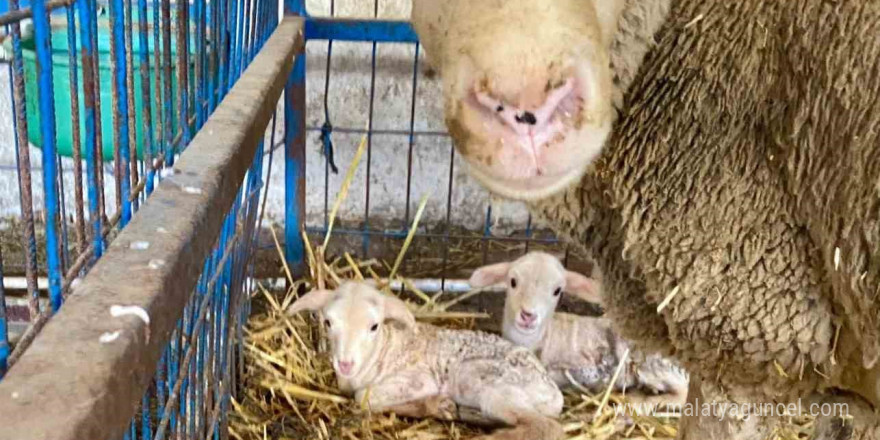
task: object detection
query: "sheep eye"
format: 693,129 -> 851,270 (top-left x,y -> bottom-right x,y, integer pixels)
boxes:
553,287 -> 562,297
510,278 -> 517,288
370,323 -> 379,332
324,319 -> 331,328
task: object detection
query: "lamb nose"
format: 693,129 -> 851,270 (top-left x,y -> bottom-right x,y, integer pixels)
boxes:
520,310 -> 536,322
515,111 -> 537,125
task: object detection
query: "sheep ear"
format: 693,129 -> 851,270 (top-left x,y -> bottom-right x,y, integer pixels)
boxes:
286,289 -> 335,316
469,262 -> 511,288
382,295 -> 417,332
565,271 -> 601,305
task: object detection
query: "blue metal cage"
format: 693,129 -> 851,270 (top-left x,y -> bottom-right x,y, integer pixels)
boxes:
0,0 -> 583,438
0,0 -> 283,437
283,1 -> 573,292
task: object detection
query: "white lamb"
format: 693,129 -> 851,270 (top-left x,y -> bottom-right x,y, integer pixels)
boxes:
469,251 -> 689,409
286,281 -> 566,440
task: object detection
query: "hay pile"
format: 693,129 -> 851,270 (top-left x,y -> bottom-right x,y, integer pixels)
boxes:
227,227 -> 681,440
228,130 -> 814,440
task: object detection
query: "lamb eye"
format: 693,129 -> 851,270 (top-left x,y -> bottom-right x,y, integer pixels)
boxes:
510,278 -> 517,288
370,323 -> 379,332
553,287 -> 562,297
324,319 -> 331,328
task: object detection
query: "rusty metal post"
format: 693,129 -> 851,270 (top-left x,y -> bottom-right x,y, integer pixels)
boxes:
66,5 -> 87,254
8,0 -> 40,320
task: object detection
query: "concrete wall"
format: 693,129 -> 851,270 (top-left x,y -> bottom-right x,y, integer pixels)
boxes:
0,0 -> 537,239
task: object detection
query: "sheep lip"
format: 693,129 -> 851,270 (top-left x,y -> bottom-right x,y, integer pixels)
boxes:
337,369 -> 356,378
465,159 -> 589,202
515,321 -> 540,333
334,361 -> 357,377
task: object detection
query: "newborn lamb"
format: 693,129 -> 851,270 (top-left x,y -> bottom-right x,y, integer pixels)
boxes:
286,281 -> 565,440
469,252 -> 689,409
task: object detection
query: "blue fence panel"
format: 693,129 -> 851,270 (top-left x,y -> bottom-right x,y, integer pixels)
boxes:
282,1 -> 564,265
0,0 -> 281,435
281,1 -> 572,320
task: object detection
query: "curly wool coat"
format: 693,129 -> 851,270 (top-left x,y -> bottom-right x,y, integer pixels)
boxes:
531,0 -> 880,410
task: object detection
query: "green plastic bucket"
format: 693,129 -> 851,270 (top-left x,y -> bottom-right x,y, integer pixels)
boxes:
21,10 -> 201,161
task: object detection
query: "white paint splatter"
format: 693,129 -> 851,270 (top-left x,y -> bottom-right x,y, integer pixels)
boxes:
834,247 -> 841,271
110,305 -> 151,327
11,392 -> 19,399
99,330 -> 122,343
149,259 -> 166,269
110,305 -> 152,343
130,241 -> 150,250
157,227 -> 168,234
159,168 -> 175,178
183,186 -> 203,195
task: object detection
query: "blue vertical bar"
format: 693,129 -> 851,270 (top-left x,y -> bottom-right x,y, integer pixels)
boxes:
232,0 -> 242,80
168,321 -> 180,433
32,0 -> 64,312
217,199 -> 236,434
226,0 -> 238,89
211,260 -> 221,439
283,0 -> 305,277
151,0 -> 162,170
138,0 -> 155,195
156,349 -> 167,431
195,0 -> 206,127
141,391 -> 151,440
160,0 -> 173,167
0,244 -> 8,378
78,0 -> 101,259
207,0 -> 218,113
111,0 -> 133,227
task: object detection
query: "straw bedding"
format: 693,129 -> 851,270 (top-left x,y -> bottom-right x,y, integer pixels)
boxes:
228,132 -> 814,440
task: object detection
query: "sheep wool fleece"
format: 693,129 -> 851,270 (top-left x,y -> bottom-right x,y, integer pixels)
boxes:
531,0 -> 880,404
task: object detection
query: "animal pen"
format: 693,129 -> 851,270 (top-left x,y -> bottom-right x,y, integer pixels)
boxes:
0,1 -> 605,439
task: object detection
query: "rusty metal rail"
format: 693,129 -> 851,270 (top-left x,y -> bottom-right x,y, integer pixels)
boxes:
0,17 -> 303,440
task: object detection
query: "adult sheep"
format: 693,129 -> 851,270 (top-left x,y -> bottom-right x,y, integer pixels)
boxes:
411,0 -> 880,438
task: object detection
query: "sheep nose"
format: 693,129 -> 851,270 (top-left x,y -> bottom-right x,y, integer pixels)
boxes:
519,310 -> 537,323
515,111 -> 537,125
473,76 -> 576,135
337,360 -> 354,375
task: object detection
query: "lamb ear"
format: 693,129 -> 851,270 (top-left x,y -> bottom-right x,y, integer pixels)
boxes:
381,295 -> 417,332
565,270 -> 601,305
286,289 -> 335,316
468,262 -> 511,288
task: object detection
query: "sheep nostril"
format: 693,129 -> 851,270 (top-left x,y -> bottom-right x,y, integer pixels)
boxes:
520,310 -> 536,322
337,360 -> 354,373
515,111 -> 537,125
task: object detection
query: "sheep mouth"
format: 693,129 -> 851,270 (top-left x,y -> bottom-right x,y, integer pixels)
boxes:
515,320 -> 540,333
464,160 -> 592,202
333,360 -> 357,378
